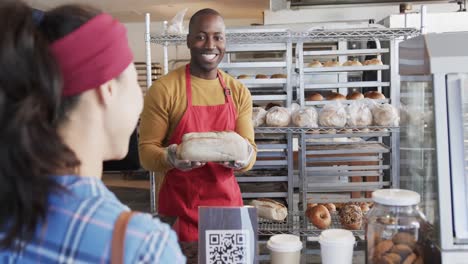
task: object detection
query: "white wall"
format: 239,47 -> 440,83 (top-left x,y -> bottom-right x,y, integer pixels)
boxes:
264,2 -> 458,25
125,18 -> 262,71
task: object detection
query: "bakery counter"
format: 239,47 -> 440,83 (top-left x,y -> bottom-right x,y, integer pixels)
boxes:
180,238 -> 367,264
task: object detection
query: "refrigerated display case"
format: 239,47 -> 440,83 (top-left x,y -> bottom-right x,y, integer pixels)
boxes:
399,31 -> 468,262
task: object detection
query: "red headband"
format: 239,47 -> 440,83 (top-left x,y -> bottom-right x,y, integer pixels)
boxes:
50,13 -> 133,97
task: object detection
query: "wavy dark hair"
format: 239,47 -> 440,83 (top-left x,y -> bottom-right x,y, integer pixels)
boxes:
0,1 -> 100,250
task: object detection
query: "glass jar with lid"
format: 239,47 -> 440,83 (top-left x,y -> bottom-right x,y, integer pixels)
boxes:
366,189 -> 427,264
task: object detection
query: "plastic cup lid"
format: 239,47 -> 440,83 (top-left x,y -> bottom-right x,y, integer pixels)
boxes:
267,234 -> 303,252
319,229 -> 355,245
372,189 -> 420,206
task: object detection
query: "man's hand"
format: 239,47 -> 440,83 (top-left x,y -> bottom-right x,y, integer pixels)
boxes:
219,139 -> 254,170
165,144 -> 206,171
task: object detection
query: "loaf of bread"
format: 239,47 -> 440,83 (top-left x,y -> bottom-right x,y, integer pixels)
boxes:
177,131 -> 249,162
292,107 -> 318,128
326,92 -> 346,101
364,58 -> 383,66
319,103 -> 347,127
255,74 -> 268,79
237,74 -> 250,79
346,91 -> 364,100
252,107 -> 267,127
323,60 -> 341,67
308,60 -> 323,68
306,92 -> 323,101
347,101 -> 373,127
365,91 -> 386,100
271,73 -> 287,79
251,198 -> 288,221
339,204 -> 363,230
266,106 -> 290,127
343,60 -> 362,67
372,103 -> 399,126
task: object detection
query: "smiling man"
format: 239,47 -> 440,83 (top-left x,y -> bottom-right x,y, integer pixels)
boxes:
138,8 -> 257,242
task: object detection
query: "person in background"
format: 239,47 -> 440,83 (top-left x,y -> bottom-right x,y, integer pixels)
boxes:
138,8 -> 257,242
0,2 -> 185,263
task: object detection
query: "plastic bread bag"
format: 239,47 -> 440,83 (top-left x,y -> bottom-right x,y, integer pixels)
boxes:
252,107 -> 267,127
289,102 -> 301,114
371,103 -> 400,126
266,106 -> 291,127
292,107 -> 318,128
346,99 -> 373,127
318,101 -> 347,127
166,8 -> 188,35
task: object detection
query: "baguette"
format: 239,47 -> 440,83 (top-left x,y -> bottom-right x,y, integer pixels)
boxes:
177,131 -> 249,162
251,198 -> 288,221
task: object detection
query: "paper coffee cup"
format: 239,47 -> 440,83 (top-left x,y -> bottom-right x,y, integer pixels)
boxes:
319,229 -> 355,264
267,234 -> 302,264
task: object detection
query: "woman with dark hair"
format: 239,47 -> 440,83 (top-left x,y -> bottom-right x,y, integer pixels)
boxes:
0,1 -> 185,263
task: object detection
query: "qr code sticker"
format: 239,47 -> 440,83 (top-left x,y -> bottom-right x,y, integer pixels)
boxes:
205,229 -> 250,264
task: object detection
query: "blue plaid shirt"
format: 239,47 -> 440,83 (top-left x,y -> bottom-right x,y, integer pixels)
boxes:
0,175 -> 186,264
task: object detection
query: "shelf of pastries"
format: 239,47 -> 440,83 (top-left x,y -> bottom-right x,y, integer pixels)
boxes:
299,58 -> 388,73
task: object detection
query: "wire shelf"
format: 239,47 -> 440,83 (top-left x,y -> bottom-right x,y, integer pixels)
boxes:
150,28 -> 419,45
296,28 -> 420,41
257,211 -> 364,237
255,126 -> 399,134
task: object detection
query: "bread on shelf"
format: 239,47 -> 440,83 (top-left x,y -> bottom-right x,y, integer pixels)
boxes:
308,60 -> 323,68
255,74 -> 269,79
251,198 -> 288,221
323,60 -> 341,67
237,74 -> 250,79
346,91 -> 364,100
364,91 -> 386,100
271,73 -> 287,79
364,58 -> 383,66
326,92 -> 346,101
343,60 -> 363,67
306,92 -> 324,101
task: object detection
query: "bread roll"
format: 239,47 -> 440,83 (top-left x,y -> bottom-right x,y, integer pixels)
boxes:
251,198 -> 288,221
365,91 -> 386,100
308,60 -> 323,68
237,74 -> 249,79
372,103 -> 399,126
319,103 -> 347,127
271,73 -> 287,79
266,106 -> 290,127
366,58 -> 383,65
252,107 -> 267,127
306,205 -> 331,229
346,91 -> 364,100
323,60 -> 341,67
343,60 -> 362,67
177,131 -> 249,162
306,92 -> 323,101
255,74 -> 268,79
292,107 -> 318,128
326,92 -> 346,101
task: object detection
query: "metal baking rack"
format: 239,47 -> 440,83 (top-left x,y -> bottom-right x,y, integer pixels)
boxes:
257,211 -> 365,237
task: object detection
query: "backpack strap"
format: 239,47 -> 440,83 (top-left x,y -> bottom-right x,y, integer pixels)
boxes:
111,211 -> 137,264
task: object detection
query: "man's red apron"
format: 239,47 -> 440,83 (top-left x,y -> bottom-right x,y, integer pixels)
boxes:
158,64 -> 243,242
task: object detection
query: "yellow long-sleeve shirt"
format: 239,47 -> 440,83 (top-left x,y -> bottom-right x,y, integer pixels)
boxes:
139,65 -> 257,174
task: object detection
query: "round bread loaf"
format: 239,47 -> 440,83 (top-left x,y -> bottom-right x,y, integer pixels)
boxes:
252,107 -> 267,127
346,91 -> 364,100
365,58 -> 383,65
319,103 -> 347,127
326,92 -> 346,101
343,60 -> 363,67
308,60 -> 323,68
237,74 -> 249,79
255,74 -> 269,79
177,131 -> 249,162
323,60 -> 341,67
347,102 -> 373,127
292,107 -> 318,128
306,92 -> 323,101
372,103 -> 399,126
365,91 -> 386,100
266,107 -> 290,127
271,73 -> 287,79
